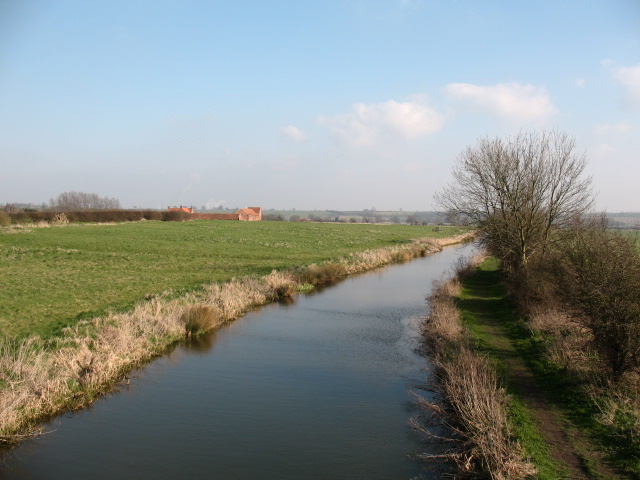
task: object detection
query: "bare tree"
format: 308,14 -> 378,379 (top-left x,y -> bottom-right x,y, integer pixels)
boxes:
50,191 -> 121,211
436,130 -> 593,274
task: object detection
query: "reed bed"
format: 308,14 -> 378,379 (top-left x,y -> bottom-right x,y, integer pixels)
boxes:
0,235 -> 465,445
415,254 -> 536,480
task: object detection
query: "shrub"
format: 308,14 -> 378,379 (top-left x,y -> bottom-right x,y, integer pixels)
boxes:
552,221 -> 640,378
142,210 -> 163,221
162,211 -> 190,222
0,211 -> 10,226
53,213 -> 69,225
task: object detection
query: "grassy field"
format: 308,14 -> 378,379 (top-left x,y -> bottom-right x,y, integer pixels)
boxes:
0,220 -> 464,339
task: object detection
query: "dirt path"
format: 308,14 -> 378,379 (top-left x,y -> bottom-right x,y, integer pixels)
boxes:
460,268 -> 621,479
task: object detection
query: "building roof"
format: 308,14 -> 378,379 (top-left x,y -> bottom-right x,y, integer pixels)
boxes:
238,208 -> 260,215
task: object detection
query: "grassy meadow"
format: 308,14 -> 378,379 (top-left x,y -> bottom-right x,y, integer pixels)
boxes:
0,220 -> 464,339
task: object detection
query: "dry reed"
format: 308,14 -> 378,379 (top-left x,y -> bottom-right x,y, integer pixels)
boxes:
0,234 -> 469,444
416,254 -> 536,479
526,303 -> 640,453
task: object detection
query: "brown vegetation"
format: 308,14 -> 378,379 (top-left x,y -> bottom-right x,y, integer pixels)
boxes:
551,219 -> 640,378
7,209 -> 167,224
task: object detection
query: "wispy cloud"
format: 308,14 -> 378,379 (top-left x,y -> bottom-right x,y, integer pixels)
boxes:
614,64 -> 640,111
317,96 -> 444,147
444,82 -> 558,123
594,122 -> 632,136
280,125 -> 308,142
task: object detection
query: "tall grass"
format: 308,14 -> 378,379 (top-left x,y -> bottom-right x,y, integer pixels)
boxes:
415,254 -> 536,479
0,234 -> 469,445
525,302 -> 640,474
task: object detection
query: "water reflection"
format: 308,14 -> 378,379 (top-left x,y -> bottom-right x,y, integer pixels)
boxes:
184,330 -> 218,353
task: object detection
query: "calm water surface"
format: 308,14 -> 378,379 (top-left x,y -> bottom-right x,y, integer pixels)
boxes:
1,244 -> 475,480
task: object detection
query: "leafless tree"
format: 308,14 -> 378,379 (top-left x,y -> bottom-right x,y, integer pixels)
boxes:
49,191 -> 121,211
436,130 -> 594,274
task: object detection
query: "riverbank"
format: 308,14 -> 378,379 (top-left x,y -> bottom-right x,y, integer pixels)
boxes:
0,233 -> 471,445
417,256 -> 634,479
415,254 -> 537,479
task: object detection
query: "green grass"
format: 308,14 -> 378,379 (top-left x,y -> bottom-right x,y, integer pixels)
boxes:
505,302 -> 640,477
0,221 -> 464,339
459,259 -> 637,478
456,258 -> 564,479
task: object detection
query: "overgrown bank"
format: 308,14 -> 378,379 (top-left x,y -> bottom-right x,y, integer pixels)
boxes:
0,234 -> 469,445
416,255 -> 637,479
430,129 -> 640,478
415,255 -> 538,479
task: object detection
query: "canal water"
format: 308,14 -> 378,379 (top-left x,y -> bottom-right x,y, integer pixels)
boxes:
0,244 -> 474,480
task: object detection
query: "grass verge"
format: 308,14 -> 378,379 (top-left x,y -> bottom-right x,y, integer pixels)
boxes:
415,254 -> 538,479
509,297 -> 640,477
423,256 -> 637,479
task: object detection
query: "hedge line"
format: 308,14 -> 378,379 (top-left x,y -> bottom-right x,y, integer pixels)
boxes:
6,210 -> 191,224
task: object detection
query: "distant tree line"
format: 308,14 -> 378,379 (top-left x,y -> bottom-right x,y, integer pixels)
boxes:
0,191 -> 196,225
49,191 -> 121,211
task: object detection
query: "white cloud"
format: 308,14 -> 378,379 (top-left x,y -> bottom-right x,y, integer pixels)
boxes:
444,82 -> 558,123
317,96 -> 444,147
614,65 -> 640,111
594,122 -> 632,136
576,78 -> 586,88
280,125 -> 308,142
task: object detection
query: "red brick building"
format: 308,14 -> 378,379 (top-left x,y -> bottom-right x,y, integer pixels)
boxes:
168,206 -> 262,221
168,206 -> 194,213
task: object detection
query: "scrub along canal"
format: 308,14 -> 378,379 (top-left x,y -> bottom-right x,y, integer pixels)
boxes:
0,244 -> 475,480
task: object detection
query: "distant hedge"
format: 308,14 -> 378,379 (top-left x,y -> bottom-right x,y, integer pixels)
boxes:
6,210 -> 177,224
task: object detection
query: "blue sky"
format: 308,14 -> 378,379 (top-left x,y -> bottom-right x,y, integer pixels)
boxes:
1,0 -> 639,211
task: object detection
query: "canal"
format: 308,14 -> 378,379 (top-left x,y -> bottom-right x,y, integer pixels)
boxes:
0,243 -> 474,479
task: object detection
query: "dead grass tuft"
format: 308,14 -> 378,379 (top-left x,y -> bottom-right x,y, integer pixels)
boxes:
422,278 -> 465,349
527,305 -> 594,374
182,305 -> 223,336
438,348 -> 535,479
263,270 -> 298,298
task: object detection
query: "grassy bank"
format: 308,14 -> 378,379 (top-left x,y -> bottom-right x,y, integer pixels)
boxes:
0,221 -> 465,339
416,256 -> 539,479
0,224 -> 469,445
418,256 -> 637,479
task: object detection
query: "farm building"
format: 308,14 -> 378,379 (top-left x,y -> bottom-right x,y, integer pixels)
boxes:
168,206 -> 262,221
168,206 -> 194,213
